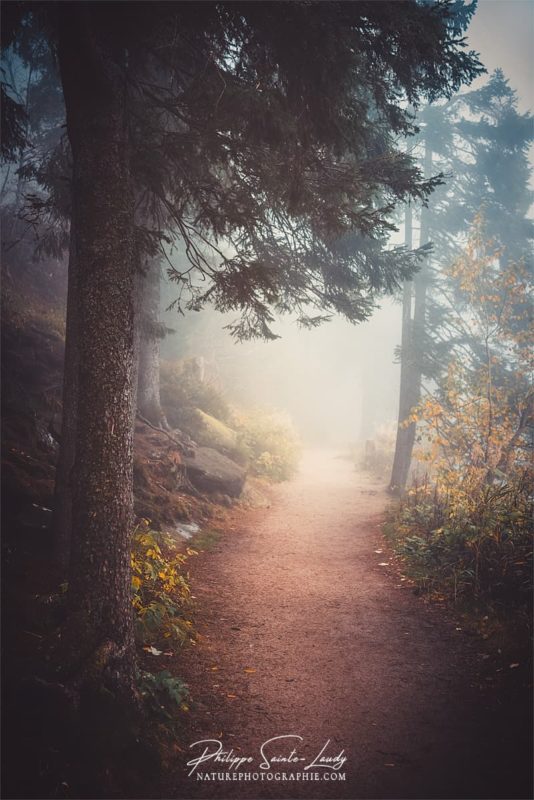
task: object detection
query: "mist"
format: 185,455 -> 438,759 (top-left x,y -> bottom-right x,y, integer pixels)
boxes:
160,295 -> 400,446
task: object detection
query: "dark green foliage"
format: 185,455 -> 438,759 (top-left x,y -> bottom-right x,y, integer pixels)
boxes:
0,84 -> 27,162
5,1 -> 483,338
149,0 -> 482,337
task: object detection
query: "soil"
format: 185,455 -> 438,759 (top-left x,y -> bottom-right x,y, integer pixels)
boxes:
170,450 -> 532,800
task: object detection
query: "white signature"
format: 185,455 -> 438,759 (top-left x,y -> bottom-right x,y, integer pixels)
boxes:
187,735 -> 347,776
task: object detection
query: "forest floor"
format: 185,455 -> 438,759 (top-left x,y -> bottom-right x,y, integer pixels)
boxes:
170,450 -> 531,800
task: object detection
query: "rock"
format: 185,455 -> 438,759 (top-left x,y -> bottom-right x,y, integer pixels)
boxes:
240,481 -> 271,509
183,447 -> 246,497
171,521 -> 200,540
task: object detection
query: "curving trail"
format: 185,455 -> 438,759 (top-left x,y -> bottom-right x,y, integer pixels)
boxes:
171,451 -> 528,800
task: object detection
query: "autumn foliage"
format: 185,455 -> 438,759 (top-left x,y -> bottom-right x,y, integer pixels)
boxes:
388,220 -> 533,620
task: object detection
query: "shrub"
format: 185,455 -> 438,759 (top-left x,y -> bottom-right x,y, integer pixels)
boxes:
386,475 -> 533,607
232,408 -> 300,482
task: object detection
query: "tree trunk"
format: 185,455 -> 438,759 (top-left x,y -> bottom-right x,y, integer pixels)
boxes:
58,4 -> 137,688
53,215 -> 78,573
136,256 -> 169,428
389,142 -> 432,493
389,204 -> 415,493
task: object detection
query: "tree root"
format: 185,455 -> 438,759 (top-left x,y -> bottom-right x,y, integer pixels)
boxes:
136,412 -> 196,456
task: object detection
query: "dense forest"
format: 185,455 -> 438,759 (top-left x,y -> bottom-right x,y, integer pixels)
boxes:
1,2 -> 532,799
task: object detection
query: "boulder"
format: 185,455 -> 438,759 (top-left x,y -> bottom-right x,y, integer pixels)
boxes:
193,409 -> 239,452
183,447 -> 246,497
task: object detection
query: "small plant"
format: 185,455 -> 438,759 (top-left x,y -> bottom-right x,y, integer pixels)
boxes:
138,669 -> 189,721
131,522 -> 196,647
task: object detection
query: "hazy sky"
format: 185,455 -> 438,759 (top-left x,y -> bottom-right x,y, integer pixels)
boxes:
467,0 -> 533,111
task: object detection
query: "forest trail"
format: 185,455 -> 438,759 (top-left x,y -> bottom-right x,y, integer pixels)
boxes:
172,451 -> 524,800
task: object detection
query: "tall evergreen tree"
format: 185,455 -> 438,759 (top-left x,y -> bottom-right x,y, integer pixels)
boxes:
4,0 -> 482,691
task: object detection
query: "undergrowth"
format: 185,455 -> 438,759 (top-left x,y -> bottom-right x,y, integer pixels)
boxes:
131,522 -> 197,648
385,475 -> 532,618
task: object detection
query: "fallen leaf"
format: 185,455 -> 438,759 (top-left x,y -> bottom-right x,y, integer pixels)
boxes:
227,693 -> 237,699
509,663 -> 520,669
244,668 -> 256,674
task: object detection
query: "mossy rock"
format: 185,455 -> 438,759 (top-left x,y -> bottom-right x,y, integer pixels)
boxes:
184,409 -> 246,461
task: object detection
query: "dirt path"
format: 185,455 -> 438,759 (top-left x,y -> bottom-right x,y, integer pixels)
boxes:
171,451 -> 528,800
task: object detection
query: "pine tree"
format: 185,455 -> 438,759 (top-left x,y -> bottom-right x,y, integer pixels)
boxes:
5,0 -> 483,693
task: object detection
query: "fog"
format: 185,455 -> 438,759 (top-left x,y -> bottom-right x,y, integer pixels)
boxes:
161,298 -> 401,445
158,0 -> 533,449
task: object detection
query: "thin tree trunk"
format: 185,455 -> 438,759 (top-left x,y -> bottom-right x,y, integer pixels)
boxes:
58,4 -> 137,688
136,256 -> 169,428
53,214 -> 78,573
389,142 -> 432,493
389,204 -> 415,493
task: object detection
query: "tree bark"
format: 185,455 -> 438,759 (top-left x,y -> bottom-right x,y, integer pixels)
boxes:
136,256 -> 169,428
53,215 -> 78,573
58,4 -> 137,688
